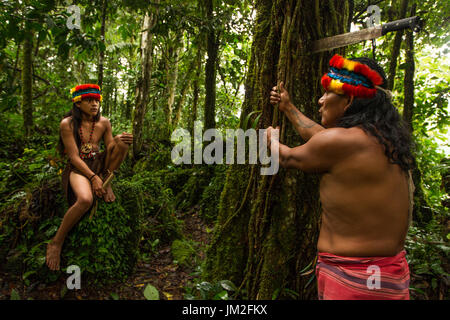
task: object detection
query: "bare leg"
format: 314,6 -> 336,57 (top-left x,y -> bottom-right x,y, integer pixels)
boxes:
46,172 -> 93,271
102,136 -> 129,203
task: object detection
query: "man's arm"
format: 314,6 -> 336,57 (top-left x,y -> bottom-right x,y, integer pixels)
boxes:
270,82 -> 324,141
267,126 -> 357,173
284,104 -> 324,141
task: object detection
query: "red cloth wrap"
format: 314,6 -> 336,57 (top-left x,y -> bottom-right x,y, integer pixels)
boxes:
316,250 -> 410,300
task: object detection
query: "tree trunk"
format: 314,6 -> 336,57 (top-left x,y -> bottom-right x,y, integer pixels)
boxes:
173,59 -> 195,127
387,0 -> 409,91
97,0 -> 108,88
189,46 -> 203,136
204,0 -> 219,130
166,31 -> 183,127
21,26 -> 34,137
132,5 -> 158,159
402,2 -> 431,225
403,3 -> 415,132
204,0 -> 349,300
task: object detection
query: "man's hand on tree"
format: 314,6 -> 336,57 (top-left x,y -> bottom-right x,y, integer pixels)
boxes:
270,82 -> 292,112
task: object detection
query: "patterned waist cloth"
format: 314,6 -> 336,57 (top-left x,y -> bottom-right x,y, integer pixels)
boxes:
316,250 -> 410,300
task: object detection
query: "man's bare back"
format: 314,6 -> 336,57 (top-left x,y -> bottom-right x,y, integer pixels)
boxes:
268,56 -> 414,299
316,127 -> 410,257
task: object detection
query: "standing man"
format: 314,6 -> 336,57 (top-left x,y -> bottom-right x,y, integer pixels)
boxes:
46,84 -> 133,271
267,55 -> 414,300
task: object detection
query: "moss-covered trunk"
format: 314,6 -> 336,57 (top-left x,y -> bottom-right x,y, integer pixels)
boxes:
387,0 -> 409,91
97,0 -> 108,89
204,0 -> 349,300
21,25 -> 33,137
403,3 -> 431,225
166,30 -> 183,127
204,0 -> 219,130
132,5 -> 158,159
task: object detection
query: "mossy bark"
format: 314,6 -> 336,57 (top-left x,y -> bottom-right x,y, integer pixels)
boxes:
21,25 -> 34,137
97,0 -> 108,88
204,0 -> 349,300
403,3 -> 432,226
165,30 -> 183,126
132,6 -> 158,159
387,0 -> 409,91
204,0 -> 219,130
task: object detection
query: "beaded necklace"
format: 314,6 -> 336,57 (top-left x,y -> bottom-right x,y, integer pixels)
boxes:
79,120 -> 96,159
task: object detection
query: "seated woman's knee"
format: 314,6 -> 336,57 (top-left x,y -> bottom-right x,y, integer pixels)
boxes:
76,195 -> 93,210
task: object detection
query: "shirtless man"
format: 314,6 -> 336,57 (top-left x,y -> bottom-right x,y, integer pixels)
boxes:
267,55 -> 414,300
46,84 -> 133,271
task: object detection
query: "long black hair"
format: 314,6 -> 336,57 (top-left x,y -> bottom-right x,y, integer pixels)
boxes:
57,102 -> 101,157
337,57 -> 414,172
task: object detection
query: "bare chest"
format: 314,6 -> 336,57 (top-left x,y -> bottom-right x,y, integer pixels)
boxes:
78,121 -> 106,150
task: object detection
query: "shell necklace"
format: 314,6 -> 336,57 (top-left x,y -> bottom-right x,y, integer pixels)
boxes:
79,120 -> 96,159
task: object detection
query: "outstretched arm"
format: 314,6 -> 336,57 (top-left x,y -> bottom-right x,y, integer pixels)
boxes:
270,82 -> 324,142
266,126 -> 356,173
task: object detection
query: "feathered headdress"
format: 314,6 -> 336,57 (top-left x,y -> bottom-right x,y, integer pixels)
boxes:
70,84 -> 102,102
321,54 -> 384,98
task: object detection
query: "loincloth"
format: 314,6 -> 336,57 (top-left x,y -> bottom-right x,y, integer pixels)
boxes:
61,151 -> 106,207
315,250 -> 410,300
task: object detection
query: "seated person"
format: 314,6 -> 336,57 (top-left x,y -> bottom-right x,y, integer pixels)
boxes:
46,84 -> 133,271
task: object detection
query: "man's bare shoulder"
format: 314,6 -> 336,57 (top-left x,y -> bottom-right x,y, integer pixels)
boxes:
311,127 -> 370,151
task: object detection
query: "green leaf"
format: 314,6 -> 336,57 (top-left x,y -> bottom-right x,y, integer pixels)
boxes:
196,281 -> 213,292
22,270 -> 36,280
110,292 -> 119,300
242,110 -> 261,130
251,113 -> 262,129
10,289 -> 20,300
37,255 -> 46,266
214,290 -> 228,300
45,226 -> 58,237
272,288 -> 281,300
219,280 -> 237,292
143,284 -> 159,300
60,286 -> 68,299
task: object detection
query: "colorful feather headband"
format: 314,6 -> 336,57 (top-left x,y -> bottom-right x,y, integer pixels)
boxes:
321,54 -> 384,98
70,84 -> 102,102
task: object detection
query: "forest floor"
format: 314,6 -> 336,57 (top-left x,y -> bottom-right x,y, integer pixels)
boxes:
0,206 -> 213,300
